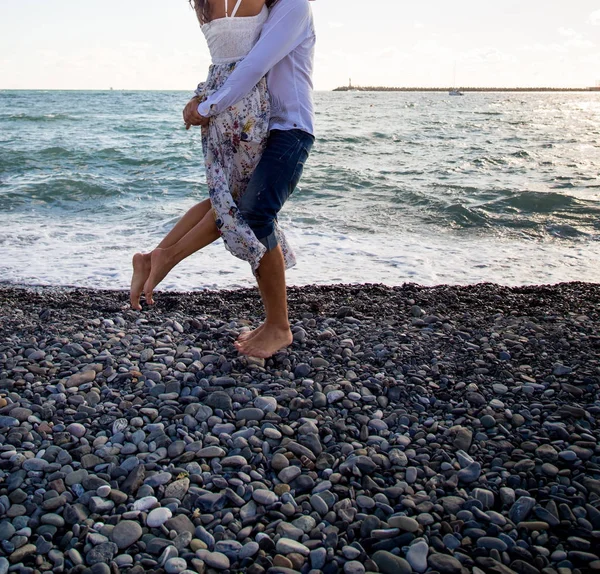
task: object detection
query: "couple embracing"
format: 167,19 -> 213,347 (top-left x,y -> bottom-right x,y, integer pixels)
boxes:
130,0 -> 316,359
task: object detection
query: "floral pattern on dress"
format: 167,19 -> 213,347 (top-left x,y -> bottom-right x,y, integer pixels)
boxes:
195,63 -> 296,273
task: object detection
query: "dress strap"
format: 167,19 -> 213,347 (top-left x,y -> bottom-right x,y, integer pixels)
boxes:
230,0 -> 243,17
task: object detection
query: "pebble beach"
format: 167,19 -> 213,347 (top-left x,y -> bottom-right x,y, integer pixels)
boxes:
1,282 -> 600,574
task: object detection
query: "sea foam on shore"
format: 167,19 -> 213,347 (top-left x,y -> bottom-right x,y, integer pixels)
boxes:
0,282 -> 599,573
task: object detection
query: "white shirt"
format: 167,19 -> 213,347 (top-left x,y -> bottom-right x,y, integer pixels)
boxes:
197,0 -> 316,135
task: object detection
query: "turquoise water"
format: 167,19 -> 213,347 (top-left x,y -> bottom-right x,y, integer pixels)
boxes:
1,90 -> 600,289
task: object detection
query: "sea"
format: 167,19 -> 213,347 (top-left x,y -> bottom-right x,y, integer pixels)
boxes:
1,90 -> 599,291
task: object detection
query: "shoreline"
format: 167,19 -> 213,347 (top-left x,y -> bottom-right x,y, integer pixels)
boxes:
1,282 -> 600,573
333,86 -> 600,93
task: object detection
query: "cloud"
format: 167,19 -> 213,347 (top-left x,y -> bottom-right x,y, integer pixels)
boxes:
556,26 -> 595,48
583,52 -> 600,66
374,46 -> 410,61
521,42 -> 568,54
558,27 -> 577,37
460,47 -> 516,64
589,9 -> 600,25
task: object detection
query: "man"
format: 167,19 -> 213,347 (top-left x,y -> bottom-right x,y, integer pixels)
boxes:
184,0 -> 316,359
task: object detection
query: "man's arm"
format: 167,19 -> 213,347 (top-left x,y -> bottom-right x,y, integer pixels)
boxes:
197,0 -> 311,117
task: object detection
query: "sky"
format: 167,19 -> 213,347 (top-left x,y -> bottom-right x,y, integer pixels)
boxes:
1,0 -> 599,91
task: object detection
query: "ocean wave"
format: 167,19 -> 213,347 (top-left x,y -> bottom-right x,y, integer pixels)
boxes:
493,190 -> 590,213
0,113 -> 79,122
38,146 -> 76,158
0,179 -> 122,209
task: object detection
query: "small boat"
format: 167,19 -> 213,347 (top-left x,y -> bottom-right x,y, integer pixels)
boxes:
449,62 -> 464,95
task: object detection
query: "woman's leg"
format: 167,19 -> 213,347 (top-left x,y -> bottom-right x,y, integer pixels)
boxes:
130,198 -> 213,309
143,209 -> 221,305
157,198 -> 213,249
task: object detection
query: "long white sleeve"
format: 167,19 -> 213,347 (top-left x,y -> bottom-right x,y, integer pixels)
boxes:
197,0 -> 315,135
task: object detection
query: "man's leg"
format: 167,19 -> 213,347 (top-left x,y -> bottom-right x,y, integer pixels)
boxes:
235,129 -> 314,358
130,198 -> 213,309
235,245 -> 292,358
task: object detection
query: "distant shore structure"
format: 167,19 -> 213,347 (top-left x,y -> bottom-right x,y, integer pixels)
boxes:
333,85 -> 600,92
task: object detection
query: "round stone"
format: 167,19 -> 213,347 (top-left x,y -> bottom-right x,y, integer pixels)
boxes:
67,423 -> 86,438
279,466 -> 301,483
236,408 -> 264,421
294,363 -> 311,378
22,458 -> 49,472
133,496 -> 159,512
271,453 -> 289,471
293,515 -> 316,533
542,463 -> 559,477
114,554 -> 134,567
327,390 -> 345,403
373,551 -> 411,574
457,461 -> 481,483
199,551 -> 230,570
388,516 -> 419,533
165,557 -> 188,574
477,537 -> 507,552
264,428 -> 282,440
91,563 -> 111,574
356,495 -> 375,509
221,456 -> 247,467
97,485 -> 111,498
480,415 -> 496,429
0,522 -> 16,541
406,467 -> 418,484
344,561 -> 366,574
111,520 -> 143,550
239,542 -> 259,559
406,539 -> 429,573
276,538 -> 310,556
252,490 -> 278,506
254,396 -> 277,412
428,553 -> 463,574
147,507 -> 172,528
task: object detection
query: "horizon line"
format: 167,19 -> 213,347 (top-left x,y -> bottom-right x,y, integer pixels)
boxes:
1,86 -> 600,93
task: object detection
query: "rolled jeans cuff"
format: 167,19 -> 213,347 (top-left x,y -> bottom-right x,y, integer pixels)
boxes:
257,230 -> 278,251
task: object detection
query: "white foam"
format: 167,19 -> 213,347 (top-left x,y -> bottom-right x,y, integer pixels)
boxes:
2,213 -> 599,290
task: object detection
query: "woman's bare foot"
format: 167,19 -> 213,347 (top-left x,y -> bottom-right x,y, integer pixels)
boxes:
130,253 -> 151,310
237,323 -> 265,342
235,324 -> 293,359
143,248 -> 175,305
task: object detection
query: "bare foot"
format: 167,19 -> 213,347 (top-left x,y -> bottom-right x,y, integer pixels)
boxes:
130,253 -> 151,310
235,324 -> 293,359
237,323 -> 265,342
143,248 -> 175,305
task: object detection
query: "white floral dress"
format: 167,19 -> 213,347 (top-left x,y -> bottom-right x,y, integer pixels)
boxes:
194,5 -> 296,272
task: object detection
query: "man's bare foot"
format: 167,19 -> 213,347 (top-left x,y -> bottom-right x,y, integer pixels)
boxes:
143,248 -> 175,305
234,324 -> 293,359
130,253 -> 151,310
237,323 -> 265,342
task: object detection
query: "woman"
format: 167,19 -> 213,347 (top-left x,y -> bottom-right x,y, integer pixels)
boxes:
130,0 -> 295,310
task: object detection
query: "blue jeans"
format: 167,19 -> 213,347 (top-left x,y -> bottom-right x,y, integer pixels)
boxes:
238,129 -> 314,251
